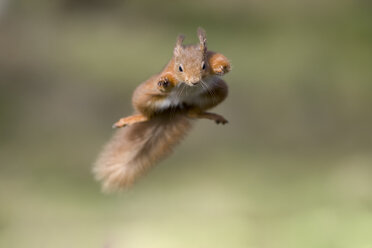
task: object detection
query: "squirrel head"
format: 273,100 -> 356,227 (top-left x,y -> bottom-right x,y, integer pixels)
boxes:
173,27 -> 209,86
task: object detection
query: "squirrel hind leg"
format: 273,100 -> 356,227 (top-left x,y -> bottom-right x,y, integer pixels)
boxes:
112,114 -> 148,128
187,111 -> 228,124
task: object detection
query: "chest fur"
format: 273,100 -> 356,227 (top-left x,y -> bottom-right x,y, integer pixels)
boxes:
156,76 -> 217,109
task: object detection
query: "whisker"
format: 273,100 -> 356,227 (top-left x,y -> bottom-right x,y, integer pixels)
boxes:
179,83 -> 186,98
201,79 -> 216,105
171,83 -> 186,120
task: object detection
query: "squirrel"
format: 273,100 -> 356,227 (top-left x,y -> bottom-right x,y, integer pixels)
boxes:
93,27 -> 231,192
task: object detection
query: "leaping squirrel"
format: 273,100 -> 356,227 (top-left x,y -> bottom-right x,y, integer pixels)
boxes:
93,27 -> 231,192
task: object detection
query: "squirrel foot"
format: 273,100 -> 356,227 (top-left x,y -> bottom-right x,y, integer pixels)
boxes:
112,114 -> 148,128
213,114 -> 229,124
188,111 -> 228,125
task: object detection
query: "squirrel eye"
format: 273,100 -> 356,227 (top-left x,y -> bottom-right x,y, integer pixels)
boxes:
178,65 -> 183,72
202,62 -> 206,70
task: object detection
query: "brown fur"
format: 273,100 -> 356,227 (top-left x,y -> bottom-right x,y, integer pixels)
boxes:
93,27 -> 230,192
94,113 -> 192,192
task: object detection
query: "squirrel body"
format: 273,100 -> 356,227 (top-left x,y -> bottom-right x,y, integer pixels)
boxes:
94,28 -> 231,192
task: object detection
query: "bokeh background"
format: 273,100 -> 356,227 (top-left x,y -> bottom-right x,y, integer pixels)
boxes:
1,0 -> 372,247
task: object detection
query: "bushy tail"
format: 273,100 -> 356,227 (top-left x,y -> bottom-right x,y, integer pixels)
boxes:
93,114 -> 192,192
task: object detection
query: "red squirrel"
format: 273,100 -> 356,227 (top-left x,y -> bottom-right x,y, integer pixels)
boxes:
93,27 -> 231,192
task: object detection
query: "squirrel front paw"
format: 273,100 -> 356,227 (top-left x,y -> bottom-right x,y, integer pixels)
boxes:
157,76 -> 173,92
209,53 -> 231,76
213,64 -> 230,76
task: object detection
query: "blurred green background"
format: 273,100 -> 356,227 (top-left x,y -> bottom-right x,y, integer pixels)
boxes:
1,0 -> 372,247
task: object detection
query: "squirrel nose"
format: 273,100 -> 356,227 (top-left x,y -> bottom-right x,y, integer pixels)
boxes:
189,77 -> 200,85
185,77 -> 200,85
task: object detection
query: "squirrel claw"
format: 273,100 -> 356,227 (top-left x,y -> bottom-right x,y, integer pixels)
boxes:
112,121 -> 127,129
215,65 -> 230,75
215,117 -> 228,125
158,80 -> 169,87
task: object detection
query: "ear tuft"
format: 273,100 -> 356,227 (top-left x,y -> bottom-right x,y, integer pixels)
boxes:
197,27 -> 207,52
174,34 -> 185,56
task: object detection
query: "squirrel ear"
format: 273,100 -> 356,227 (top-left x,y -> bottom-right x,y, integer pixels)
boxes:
174,34 -> 185,56
197,27 -> 207,52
